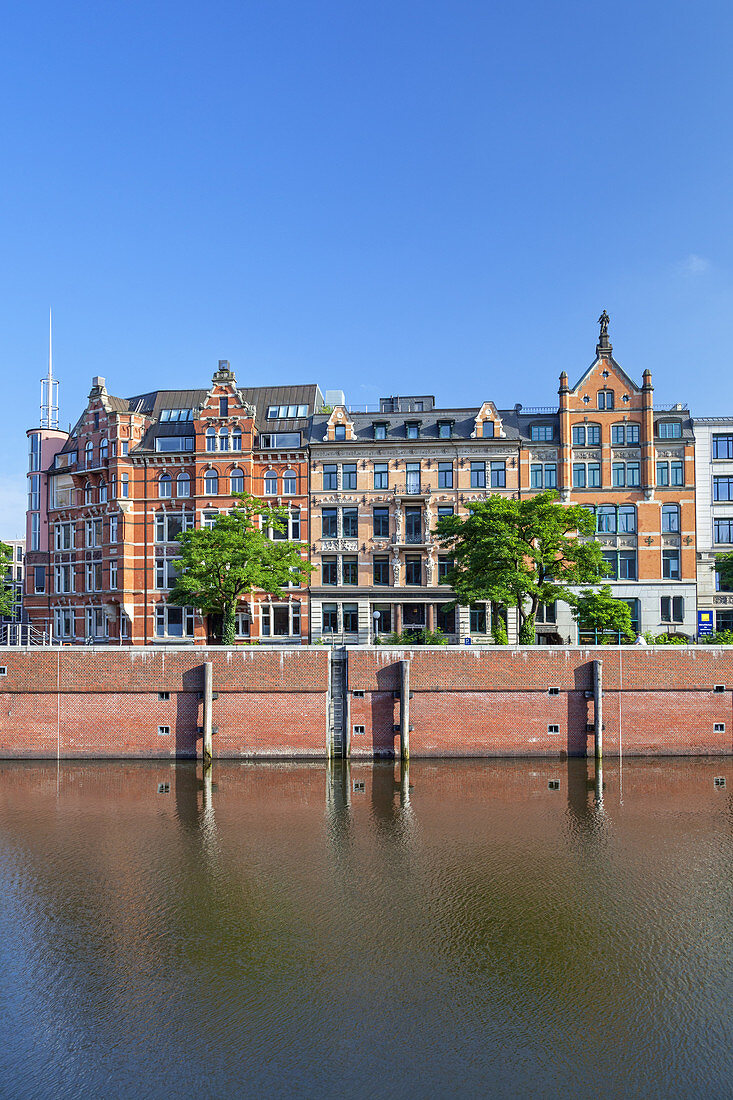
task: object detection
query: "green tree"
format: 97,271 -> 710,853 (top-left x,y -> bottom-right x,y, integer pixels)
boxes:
433,491 -> 607,643
169,493 -> 313,645
0,542 -> 14,618
570,586 -> 634,643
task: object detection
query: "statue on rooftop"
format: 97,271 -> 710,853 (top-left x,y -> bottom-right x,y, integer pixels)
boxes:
598,310 -> 610,336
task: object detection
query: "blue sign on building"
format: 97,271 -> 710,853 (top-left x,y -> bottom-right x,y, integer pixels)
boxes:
698,610 -> 714,637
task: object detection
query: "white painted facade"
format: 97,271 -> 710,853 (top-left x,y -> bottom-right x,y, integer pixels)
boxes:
693,418 -> 733,634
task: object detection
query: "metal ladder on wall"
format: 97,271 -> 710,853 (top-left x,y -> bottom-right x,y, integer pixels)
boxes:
329,648 -> 347,758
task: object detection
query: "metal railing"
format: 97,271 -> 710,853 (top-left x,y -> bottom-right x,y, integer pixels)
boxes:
0,623 -> 54,646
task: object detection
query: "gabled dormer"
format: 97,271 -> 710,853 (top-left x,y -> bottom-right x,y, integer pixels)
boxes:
564,314 -> 643,413
324,405 -> 355,442
472,401 -> 505,439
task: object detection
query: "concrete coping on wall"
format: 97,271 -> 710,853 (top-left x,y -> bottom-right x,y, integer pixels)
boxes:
1,644 -> 728,655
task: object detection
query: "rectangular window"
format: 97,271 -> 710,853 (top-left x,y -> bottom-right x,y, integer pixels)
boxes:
587,424 -> 601,445
619,551 -> 637,580
661,596 -> 684,623
405,507 -> 422,543
155,605 -> 194,638
572,425 -> 585,445
438,421 -> 452,439
437,505 -> 454,520
342,508 -> 358,538
373,423 -> 387,440
321,508 -> 338,538
406,422 -> 419,440
405,462 -> 421,494
343,604 -> 359,633
602,550 -> 618,580
470,461 -> 486,489
671,461 -> 684,486
627,462 -> 640,487
712,434 -> 733,460
109,560 -> 118,590
34,566 -> 45,594
573,464 -> 586,489
334,425 -> 346,441
374,462 -> 389,489
531,425 -> 554,441
714,518 -> 733,544
544,464 -> 557,489
531,463 -> 543,489
470,604 -> 487,633
612,424 -> 625,445
438,462 -> 453,489
405,556 -> 422,585
323,464 -> 338,491
657,462 -> 669,487
662,549 -> 680,579
535,601 -> 557,624
596,507 -> 617,534
612,463 -> 625,488
490,461 -> 506,489
619,505 -> 636,533
587,463 -> 601,488
373,507 -> 389,538
322,603 -> 338,633
658,421 -> 682,438
30,513 -> 40,552
109,515 -> 118,544
53,608 -> 74,639
437,555 -> 453,581
373,557 -> 389,585
28,474 -> 40,511
342,556 -> 358,585
713,476 -> 733,501
322,556 -> 338,585
342,463 -> 357,490
55,522 -> 74,551
155,558 -> 179,590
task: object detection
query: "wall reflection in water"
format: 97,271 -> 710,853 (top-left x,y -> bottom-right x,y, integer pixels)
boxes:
0,756 -> 731,1100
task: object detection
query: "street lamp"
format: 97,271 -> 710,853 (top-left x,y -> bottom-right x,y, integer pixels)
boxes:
372,609 -> 380,643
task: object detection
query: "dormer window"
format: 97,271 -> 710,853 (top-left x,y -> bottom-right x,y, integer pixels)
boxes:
598,390 -> 614,410
482,421 -> 495,438
373,422 -> 387,440
334,425 -> 346,441
530,424 -> 554,442
658,420 -> 682,439
406,421 -> 420,440
438,421 -> 453,439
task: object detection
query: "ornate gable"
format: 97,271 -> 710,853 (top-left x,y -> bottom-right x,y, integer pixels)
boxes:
472,401 -> 505,439
324,405 -> 355,442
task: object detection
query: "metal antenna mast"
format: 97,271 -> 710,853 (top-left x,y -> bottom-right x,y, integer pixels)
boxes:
40,308 -> 59,429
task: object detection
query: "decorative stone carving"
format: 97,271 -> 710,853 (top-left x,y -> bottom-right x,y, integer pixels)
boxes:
320,539 -> 359,552
425,553 -> 435,584
573,449 -> 602,460
656,448 -> 684,458
391,552 -> 400,584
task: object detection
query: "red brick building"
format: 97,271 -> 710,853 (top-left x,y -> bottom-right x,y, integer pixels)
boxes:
24,362 -> 322,644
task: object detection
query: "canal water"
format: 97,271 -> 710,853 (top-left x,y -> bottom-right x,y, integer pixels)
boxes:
0,758 -> 731,1099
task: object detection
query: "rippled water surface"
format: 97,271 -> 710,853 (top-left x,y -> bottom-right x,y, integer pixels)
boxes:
0,757 -> 731,1099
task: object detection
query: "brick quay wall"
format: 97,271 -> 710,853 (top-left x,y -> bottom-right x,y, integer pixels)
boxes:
1,645 -> 732,759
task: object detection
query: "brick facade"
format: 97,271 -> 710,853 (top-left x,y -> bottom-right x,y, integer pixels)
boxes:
1,646 -> 731,759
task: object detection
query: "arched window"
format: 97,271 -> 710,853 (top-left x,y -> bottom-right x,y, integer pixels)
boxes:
264,471 -> 277,496
219,428 -> 229,452
85,441 -> 94,467
159,473 -> 172,499
572,423 -> 601,446
231,428 -> 242,451
206,427 -> 216,452
84,481 -> 93,504
596,504 -> 617,533
662,503 -> 680,532
597,390 -> 614,410
612,422 -> 640,445
100,437 -> 108,461
283,469 -> 297,495
99,479 -> 108,503
204,470 -> 219,496
177,472 -> 190,497
231,468 -> 244,495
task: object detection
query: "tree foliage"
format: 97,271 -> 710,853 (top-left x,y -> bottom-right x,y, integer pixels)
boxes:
433,492 -> 607,643
0,542 -> 14,618
570,586 -> 635,643
169,493 -> 313,644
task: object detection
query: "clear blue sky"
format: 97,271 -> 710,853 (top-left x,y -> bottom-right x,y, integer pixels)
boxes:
2,0 -> 732,537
